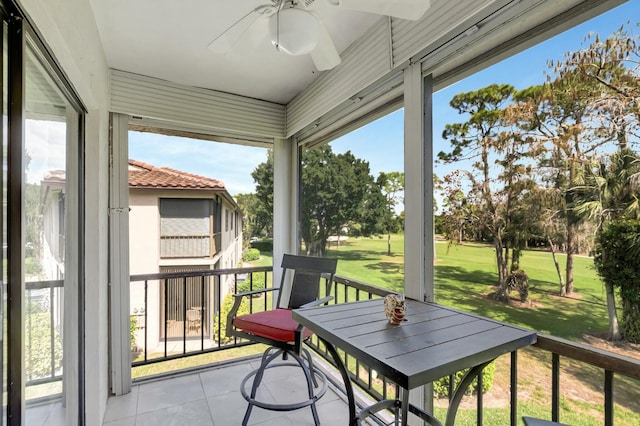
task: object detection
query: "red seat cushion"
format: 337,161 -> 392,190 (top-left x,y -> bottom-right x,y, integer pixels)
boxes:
233,309 -> 313,343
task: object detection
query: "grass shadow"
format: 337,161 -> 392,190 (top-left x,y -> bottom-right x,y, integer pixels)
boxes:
435,265 -> 497,287
328,249 -> 380,262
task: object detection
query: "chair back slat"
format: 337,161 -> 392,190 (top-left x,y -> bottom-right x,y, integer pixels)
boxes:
288,271 -> 322,308
281,254 -> 338,274
278,254 -> 337,309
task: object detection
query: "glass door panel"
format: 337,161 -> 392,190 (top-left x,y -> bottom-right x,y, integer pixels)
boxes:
1,18 -> 7,426
23,38 -> 79,425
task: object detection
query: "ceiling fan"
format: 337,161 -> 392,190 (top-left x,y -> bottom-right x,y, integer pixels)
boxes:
208,0 -> 431,71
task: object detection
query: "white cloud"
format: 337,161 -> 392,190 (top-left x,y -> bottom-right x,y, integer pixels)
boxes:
25,120 -> 67,184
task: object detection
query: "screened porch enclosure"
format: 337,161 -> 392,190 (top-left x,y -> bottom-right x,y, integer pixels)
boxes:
105,0 -> 630,416
3,0 -> 634,425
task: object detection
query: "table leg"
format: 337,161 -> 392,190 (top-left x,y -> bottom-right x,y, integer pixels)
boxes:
321,337 -> 358,426
445,360 -> 492,426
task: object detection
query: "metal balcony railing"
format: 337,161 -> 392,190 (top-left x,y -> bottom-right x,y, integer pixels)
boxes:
22,267 -> 640,423
125,266 -> 640,425
25,279 -> 64,387
129,266 -> 272,366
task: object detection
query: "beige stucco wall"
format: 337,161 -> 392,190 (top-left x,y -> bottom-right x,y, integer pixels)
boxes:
19,0 -> 111,423
41,189 -> 64,280
129,191 -> 161,276
129,189 -> 243,348
128,191 -> 162,347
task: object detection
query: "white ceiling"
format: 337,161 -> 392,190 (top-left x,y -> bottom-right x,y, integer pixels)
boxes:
89,0 -> 381,104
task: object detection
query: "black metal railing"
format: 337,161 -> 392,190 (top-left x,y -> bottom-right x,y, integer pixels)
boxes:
25,279 -> 64,388
532,334 -> 640,426
127,267 -> 640,425
129,266 -> 272,367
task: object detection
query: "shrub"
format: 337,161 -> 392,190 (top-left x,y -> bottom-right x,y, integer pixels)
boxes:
236,272 -> 266,294
433,362 -> 495,398
214,292 -> 249,344
25,312 -> 63,380
25,257 -> 42,276
242,248 -> 260,262
595,220 -> 640,343
130,316 -> 137,351
250,240 -> 273,252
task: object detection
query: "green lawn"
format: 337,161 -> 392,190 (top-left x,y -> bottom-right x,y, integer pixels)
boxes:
136,235 -> 639,425
435,242 -> 608,339
322,234 -> 609,339
322,234 -> 638,425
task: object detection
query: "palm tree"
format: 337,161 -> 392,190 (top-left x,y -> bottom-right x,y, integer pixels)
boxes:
572,148 -> 640,340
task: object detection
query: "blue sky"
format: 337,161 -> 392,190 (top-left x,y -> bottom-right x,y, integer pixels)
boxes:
129,0 -> 639,196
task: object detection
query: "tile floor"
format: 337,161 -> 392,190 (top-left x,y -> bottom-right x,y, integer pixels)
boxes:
103,358 -> 357,425
25,400 -> 68,426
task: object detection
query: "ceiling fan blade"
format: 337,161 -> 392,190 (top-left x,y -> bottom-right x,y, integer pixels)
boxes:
208,8 -> 263,54
310,20 -> 341,71
337,0 -> 431,21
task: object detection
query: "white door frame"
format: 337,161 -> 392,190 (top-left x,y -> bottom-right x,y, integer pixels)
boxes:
404,64 -> 435,418
108,113 -> 132,395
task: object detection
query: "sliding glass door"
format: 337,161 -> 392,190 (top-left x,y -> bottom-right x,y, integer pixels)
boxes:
1,2 -> 85,424
1,14 -> 8,426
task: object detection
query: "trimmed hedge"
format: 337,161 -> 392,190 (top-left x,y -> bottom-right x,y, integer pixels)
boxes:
236,272 -> 266,294
26,312 -> 63,380
250,240 -> 273,252
242,248 -> 260,262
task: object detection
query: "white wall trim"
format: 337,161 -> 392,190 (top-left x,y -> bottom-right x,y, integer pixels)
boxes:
64,107 -> 80,426
108,113 -> 132,395
111,70 -> 285,140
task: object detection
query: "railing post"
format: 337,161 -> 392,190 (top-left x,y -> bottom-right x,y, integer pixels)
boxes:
216,274 -> 222,348
182,276 -> 187,354
477,369 -> 483,426
164,278 -> 168,358
49,282 -> 56,380
604,370 -> 613,426
510,351 -> 517,426
552,353 -> 560,422
144,280 -> 148,362
200,275 -> 205,351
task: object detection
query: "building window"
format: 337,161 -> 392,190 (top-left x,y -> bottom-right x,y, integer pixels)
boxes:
159,198 -> 217,258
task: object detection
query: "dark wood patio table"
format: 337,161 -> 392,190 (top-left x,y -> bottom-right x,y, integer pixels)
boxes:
293,298 -> 537,426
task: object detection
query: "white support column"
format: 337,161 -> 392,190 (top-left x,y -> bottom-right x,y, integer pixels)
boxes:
404,64 -> 435,419
63,107 -> 80,425
272,137 -> 298,307
108,113 -> 132,395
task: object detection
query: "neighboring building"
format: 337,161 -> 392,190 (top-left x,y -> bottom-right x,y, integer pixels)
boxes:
39,171 -> 67,337
41,170 -> 66,283
128,160 -> 243,350
42,161 -> 243,352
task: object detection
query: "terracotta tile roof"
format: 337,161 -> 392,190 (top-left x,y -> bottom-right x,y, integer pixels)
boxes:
42,170 -> 66,184
128,159 -> 226,190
